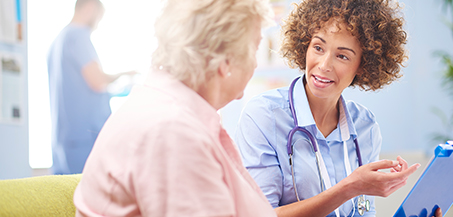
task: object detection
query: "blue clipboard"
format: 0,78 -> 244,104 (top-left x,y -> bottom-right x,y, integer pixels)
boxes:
393,141 -> 453,217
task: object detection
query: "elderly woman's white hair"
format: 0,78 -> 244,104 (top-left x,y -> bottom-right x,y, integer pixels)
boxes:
152,0 -> 274,89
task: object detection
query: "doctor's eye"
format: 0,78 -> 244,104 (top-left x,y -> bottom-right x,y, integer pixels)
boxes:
338,54 -> 349,60
314,45 -> 323,52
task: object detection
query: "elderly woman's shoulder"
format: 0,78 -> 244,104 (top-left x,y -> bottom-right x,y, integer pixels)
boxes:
105,98 -> 202,135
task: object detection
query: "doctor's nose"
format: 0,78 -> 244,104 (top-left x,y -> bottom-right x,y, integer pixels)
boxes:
318,54 -> 333,73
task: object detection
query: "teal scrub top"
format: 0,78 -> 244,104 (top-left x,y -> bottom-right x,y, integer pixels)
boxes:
47,24 -> 111,174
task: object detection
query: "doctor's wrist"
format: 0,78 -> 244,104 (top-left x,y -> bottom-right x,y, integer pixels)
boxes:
336,175 -> 362,199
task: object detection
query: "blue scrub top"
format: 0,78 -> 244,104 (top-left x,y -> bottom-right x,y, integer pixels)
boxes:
234,76 -> 381,217
47,24 -> 111,174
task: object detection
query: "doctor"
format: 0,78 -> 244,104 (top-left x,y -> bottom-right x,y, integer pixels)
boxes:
234,0 -> 442,216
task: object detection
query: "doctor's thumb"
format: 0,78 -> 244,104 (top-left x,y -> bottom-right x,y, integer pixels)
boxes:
399,163 -> 420,175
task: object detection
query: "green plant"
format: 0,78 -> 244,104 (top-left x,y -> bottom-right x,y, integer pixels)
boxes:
434,52 -> 453,97
431,0 -> 453,144
430,106 -> 453,143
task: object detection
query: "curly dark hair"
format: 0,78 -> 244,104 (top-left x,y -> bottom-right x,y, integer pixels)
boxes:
280,0 -> 407,91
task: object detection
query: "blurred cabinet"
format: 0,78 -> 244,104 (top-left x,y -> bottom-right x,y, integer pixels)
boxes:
0,0 -> 31,179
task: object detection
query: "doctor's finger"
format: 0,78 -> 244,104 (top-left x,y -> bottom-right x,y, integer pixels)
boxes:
387,163 -> 420,180
377,164 -> 418,188
367,159 -> 399,171
391,165 -> 401,173
396,156 -> 408,171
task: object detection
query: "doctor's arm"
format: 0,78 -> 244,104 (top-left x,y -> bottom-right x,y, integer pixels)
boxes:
274,158 -> 419,217
82,61 -> 137,92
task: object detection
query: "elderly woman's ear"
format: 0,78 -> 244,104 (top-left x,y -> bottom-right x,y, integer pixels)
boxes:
218,58 -> 232,78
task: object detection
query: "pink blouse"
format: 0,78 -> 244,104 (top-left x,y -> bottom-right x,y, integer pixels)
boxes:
73,70 -> 277,217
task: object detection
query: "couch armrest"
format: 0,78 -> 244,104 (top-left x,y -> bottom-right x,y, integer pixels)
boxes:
0,174 -> 82,217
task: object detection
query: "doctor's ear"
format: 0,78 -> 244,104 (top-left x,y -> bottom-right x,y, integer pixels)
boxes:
356,67 -> 364,75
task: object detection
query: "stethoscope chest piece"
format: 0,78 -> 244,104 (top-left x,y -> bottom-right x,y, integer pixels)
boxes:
357,195 -> 370,215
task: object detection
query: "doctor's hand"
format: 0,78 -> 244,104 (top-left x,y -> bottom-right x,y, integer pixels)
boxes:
390,156 -> 411,173
345,156 -> 420,198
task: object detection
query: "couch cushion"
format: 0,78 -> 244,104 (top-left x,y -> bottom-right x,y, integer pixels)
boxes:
0,174 -> 82,217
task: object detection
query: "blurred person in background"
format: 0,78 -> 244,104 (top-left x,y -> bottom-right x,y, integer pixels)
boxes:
73,0 -> 278,216
47,0 -> 136,175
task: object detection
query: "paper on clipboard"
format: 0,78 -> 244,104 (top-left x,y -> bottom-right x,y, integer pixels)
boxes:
393,141 -> 453,217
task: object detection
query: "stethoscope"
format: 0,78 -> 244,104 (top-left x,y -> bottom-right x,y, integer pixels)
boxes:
286,76 -> 370,216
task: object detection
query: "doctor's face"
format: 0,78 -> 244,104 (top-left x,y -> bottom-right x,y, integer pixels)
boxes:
304,20 -> 362,101
89,3 -> 105,31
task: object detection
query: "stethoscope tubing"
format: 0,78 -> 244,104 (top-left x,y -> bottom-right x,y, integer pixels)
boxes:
286,76 -> 369,216
353,138 -> 363,167
286,76 -> 362,167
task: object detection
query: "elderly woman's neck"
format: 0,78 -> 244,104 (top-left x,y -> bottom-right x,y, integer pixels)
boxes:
184,79 -> 226,111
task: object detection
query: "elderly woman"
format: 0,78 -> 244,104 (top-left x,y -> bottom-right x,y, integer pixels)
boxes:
73,0 -> 277,216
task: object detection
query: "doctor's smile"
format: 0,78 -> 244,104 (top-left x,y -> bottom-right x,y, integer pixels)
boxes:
313,75 -> 334,83
312,74 -> 334,88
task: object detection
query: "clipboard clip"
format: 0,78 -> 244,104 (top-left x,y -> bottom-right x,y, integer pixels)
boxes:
435,141 -> 453,157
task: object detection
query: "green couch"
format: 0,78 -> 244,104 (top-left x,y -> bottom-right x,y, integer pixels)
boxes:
0,174 -> 82,217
